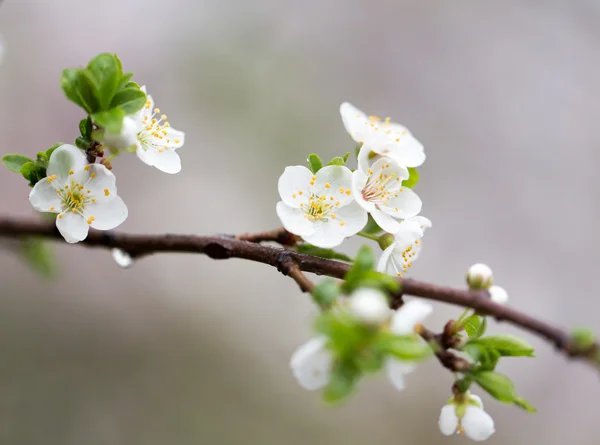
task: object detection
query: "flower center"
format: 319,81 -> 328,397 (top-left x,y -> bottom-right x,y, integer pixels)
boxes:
139,103 -> 176,153
361,166 -> 402,205
54,172 -> 98,221
301,194 -> 335,222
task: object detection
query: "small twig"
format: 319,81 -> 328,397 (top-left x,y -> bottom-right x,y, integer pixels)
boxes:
276,252 -> 315,294
420,326 -> 472,373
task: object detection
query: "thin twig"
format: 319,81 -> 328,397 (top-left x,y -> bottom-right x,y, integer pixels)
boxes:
0,217 -> 597,369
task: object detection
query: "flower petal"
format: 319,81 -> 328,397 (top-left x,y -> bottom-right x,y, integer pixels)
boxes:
278,166 -> 312,208
371,208 -> 401,234
407,215 -> 432,234
390,299 -> 433,335
377,242 -> 397,274
75,164 -> 117,203
385,358 -> 416,391
352,169 -> 376,213
290,336 -> 333,391
87,196 -> 128,230
314,165 -> 354,207
29,180 -> 61,212
462,406 -> 495,441
371,134 -> 426,168
138,147 -> 181,174
489,286 -> 508,305
276,201 -> 315,237
56,211 -> 89,243
379,186 -> 422,219
164,127 -> 185,149
470,394 -> 484,409
340,102 -> 369,143
438,404 -> 459,436
47,144 -> 88,185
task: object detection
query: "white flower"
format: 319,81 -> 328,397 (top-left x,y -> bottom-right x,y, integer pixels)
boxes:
439,394 -> 495,441
29,144 -> 128,243
489,285 -> 508,304
385,299 -> 433,390
111,248 -> 133,268
290,336 -> 333,390
467,263 -> 493,290
377,216 -> 432,277
349,288 -> 391,325
340,102 -> 425,169
102,116 -> 138,149
276,165 -> 367,248
352,156 -> 422,233
131,86 -> 185,174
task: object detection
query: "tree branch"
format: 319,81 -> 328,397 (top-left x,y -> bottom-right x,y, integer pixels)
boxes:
0,216 -> 597,369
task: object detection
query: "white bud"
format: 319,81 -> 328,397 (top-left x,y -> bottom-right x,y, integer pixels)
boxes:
349,288 -> 391,325
103,116 -> 138,149
489,285 -> 508,305
466,263 -> 493,290
111,248 -> 133,269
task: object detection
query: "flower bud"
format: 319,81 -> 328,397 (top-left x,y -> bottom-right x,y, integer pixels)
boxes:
349,288 -> 390,325
377,233 -> 395,251
103,116 -> 138,149
466,263 -> 493,290
489,285 -> 508,304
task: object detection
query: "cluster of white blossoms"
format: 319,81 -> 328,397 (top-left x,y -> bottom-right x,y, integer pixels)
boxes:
28,87 -> 185,243
276,102 -> 431,277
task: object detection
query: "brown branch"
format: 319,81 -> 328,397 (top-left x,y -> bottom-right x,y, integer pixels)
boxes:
0,216 -> 597,369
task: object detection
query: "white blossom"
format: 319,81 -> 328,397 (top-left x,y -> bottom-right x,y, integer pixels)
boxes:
290,336 -> 333,390
349,288 -> 391,325
467,263 -> 494,290
439,394 -> 495,441
111,248 -> 133,268
340,102 -> 425,170
276,165 -> 367,248
102,116 -> 138,149
377,216 -> 432,277
131,86 -> 185,174
29,144 -> 128,243
489,285 -> 508,304
352,156 -> 422,233
385,299 -> 433,391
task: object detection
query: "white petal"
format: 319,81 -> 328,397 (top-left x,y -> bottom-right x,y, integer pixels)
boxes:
111,248 -> 133,269
357,143 -> 372,173
374,134 -> 426,168
301,221 -> 346,248
276,201 -> 315,237
380,187 -> 422,219
470,394 -> 484,409
377,242 -> 397,274
393,219 -> 424,245
349,288 -> 391,324
76,164 -> 117,203
407,215 -> 432,234
489,286 -> 508,304
334,201 -> 368,236
351,170 -> 375,212
462,406 -> 495,441
438,404 -> 459,436
87,196 -> 128,230
56,211 -> 89,243
390,299 -> 433,335
46,144 -> 88,185
164,127 -> 185,149
278,166 -> 312,208
136,142 -> 155,167
340,102 -> 369,143
385,358 -> 416,391
370,208 -> 401,234
29,180 -> 61,212
150,148 -> 182,174
103,116 -> 138,149
314,165 -> 354,207
290,336 -> 333,391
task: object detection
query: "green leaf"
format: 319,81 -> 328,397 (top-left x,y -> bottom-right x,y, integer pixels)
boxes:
61,68 -> 98,113
464,344 -> 482,362
323,360 -> 361,403
92,107 -> 126,133
86,53 -> 122,110
311,278 -> 341,308
469,335 -> 535,357
307,154 -> 323,174
328,156 -> 345,166
378,333 -> 433,361
403,167 -> 420,188
343,245 -> 375,292
79,117 -> 93,140
2,154 -> 33,173
514,397 -> 537,413
472,371 -> 518,403
571,327 -> 596,351
110,86 -> 146,114
343,152 -> 351,162
20,162 -> 45,187
464,315 -> 482,338
296,244 -> 352,262
20,238 -> 57,278
117,72 -> 134,90
75,137 -> 91,150
361,215 -> 383,235
35,152 -> 48,164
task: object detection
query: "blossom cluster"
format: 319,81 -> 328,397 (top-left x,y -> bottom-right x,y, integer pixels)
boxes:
277,102 -> 430,277
27,87 -> 185,243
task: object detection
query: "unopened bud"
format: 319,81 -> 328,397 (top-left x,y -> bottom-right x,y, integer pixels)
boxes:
489,285 -> 508,304
349,288 -> 391,325
466,263 -> 493,290
377,233 -> 395,251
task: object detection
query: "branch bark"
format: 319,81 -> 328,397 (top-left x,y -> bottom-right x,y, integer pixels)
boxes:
0,216 -> 597,369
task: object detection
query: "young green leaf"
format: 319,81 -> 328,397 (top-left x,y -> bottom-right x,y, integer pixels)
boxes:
110,86 -> 146,114
403,167 -> 420,188
328,156 -> 345,166
86,53 -> 122,110
514,397 -> 537,413
307,154 -> 323,174
92,107 -> 126,133
472,371 -> 517,402
469,335 -> 535,357
343,152 -> 351,162
20,162 -> 45,187
311,278 -> 341,308
378,333 -> 433,361
296,244 -> 352,262
2,154 -> 33,173
79,117 -> 93,140
342,245 -> 375,292
117,72 -> 134,90
323,360 -> 361,403
61,68 -> 98,113
464,315 -> 482,338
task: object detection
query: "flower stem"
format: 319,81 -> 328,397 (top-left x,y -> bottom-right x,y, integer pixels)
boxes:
357,231 -> 380,241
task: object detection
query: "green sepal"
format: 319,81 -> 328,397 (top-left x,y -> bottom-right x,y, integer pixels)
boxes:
361,215 -> 383,235
307,153 -> 323,173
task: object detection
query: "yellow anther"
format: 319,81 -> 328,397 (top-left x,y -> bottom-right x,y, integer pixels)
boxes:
331,214 -> 336,219
52,175 -> 56,180
162,130 -> 167,136
49,206 -> 54,211
325,183 -> 331,189
64,185 -> 69,189
310,181 -> 315,186
154,108 -> 160,113
335,201 -> 340,206
298,191 -> 303,195
152,118 -> 157,124
174,138 -> 181,144
339,187 -> 344,193
160,114 -> 167,120
345,190 -> 351,195
87,216 -> 95,225
158,148 -> 163,153
339,221 -> 345,226
69,169 -> 74,175
84,165 -> 90,171
292,194 -> 296,199
104,189 -> 110,196
91,173 -> 96,178
87,189 -> 91,194
92,198 -> 96,203
47,177 -> 53,183
58,214 -> 63,219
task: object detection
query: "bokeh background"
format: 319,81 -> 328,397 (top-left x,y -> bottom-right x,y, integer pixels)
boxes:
0,0 -> 599,443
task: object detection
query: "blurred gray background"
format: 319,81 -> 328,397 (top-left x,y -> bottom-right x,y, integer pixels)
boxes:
0,0 -> 599,443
